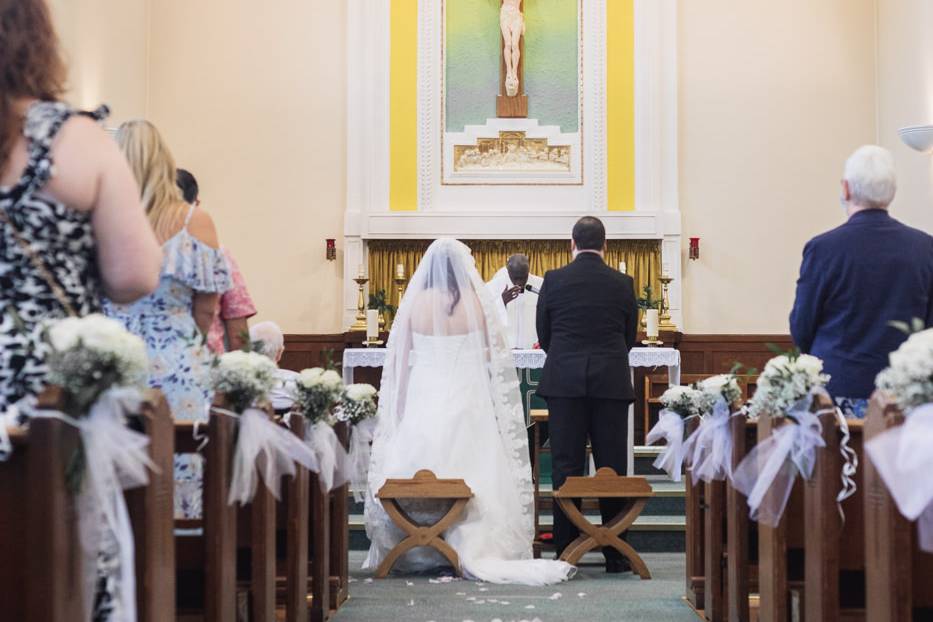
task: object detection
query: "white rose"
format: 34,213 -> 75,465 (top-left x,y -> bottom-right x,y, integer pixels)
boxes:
298,367 -> 325,388
346,383 -> 377,401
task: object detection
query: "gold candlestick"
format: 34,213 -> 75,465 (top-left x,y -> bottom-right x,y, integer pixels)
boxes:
394,264 -> 408,309
350,275 -> 369,332
659,274 -> 678,332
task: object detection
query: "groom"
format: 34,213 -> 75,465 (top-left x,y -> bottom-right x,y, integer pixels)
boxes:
535,216 -> 639,573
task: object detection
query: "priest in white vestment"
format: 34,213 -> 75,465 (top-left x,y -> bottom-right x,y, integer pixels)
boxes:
486,254 -> 543,349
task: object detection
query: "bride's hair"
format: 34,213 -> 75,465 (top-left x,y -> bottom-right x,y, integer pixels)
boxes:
426,257 -> 462,316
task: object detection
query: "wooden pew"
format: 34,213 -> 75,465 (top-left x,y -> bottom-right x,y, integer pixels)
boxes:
329,421 -> 350,612
684,416 -> 706,612
0,398 -> 84,621
863,393 -> 933,621
756,404 -> 817,622
125,390 -> 176,622
0,387 -> 174,622
803,411 -> 865,621
174,409 -> 238,622
726,417 -> 757,622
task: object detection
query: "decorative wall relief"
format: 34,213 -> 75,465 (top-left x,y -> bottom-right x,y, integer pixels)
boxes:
443,0 -> 582,184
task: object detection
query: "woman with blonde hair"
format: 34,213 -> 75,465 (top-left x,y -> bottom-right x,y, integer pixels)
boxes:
105,119 -> 231,518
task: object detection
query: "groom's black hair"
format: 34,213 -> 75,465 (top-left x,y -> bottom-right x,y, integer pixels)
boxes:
572,216 -> 606,251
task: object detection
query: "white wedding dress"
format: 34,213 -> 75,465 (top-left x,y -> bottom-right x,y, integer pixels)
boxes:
363,239 -> 574,585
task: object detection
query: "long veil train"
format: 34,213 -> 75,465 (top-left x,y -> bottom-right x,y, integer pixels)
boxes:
362,238 -> 574,585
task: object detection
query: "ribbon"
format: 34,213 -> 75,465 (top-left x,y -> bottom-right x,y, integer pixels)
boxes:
347,418 -> 377,501
683,397 -> 735,485
732,395 -> 826,527
21,387 -> 154,622
305,420 -> 350,493
865,403 -> 933,552
834,407 -> 859,519
221,407 -> 320,506
646,410 -> 688,482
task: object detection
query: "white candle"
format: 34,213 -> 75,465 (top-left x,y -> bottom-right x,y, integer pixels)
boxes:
366,309 -> 379,339
357,263 -> 366,278
646,309 -> 660,338
618,261 -> 627,274
396,263 -> 406,279
662,262 -> 671,279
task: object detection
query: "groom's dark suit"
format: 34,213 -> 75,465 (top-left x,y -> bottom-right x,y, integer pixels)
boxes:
535,251 -> 639,561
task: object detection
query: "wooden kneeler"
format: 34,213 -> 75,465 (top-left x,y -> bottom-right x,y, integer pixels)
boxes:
554,467 -> 654,579
375,470 -> 472,578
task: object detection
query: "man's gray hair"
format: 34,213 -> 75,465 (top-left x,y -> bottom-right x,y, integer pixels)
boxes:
506,254 -> 530,280
844,145 -> 897,209
249,321 -> 285,361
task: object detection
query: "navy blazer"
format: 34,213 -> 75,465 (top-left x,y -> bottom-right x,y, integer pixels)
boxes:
790,209 -> 933,399
535,253 -> 639,400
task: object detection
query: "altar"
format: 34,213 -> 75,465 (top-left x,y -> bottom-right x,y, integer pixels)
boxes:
342,346 -> 681,474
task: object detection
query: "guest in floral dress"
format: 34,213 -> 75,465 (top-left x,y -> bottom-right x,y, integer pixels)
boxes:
176,168 -> 258,353
104,120 -> 231,518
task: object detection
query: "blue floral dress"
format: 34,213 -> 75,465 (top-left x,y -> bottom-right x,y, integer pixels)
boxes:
104,205 -> 231,517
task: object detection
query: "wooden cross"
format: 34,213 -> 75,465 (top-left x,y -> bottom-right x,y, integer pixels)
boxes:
497,0 -> 528,118
375,470 -> 473,578
554,467 -> 654,579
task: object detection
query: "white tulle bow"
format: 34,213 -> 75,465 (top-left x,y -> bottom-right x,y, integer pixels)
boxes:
305,420 -> 350,492
683,398 -> 735,484
348,418 -> 377,501
646,410 -> 688,482
732,397 -> 825,527
865,403 -> 933,551
223,408 -> 320,506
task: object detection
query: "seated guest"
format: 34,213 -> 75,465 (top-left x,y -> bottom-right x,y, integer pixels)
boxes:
486,253 -> 543,348
177,168 -> 257,353
104,120 -> 231,518
0,0 -> 161,413
249,320 -> 298,413
790,145 -> 933,418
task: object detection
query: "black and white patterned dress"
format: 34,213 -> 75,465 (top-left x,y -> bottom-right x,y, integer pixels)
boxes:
0,102 -> 119,620
0,101 -> 103,411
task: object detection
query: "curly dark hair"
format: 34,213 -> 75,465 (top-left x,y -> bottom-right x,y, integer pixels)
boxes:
0,0 -> 66,169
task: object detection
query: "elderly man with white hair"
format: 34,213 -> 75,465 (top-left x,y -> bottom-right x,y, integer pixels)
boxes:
790,145 -> 933,418
249,320 -> 299,412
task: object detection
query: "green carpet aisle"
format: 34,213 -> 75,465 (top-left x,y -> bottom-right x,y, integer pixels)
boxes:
332,551 -> 696,622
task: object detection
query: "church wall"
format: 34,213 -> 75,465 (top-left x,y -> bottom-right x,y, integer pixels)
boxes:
49,1 -> 896,337
145,0 -> 348,334
49,0 -> 150,124
876,0 -> 933,235
678,0 -> 877,334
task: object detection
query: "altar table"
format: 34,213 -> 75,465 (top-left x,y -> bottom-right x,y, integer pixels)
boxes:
342,347 -> 681,474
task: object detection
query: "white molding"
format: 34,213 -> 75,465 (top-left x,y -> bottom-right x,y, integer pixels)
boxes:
362,211 -> 663,240
587,0 -> 608,210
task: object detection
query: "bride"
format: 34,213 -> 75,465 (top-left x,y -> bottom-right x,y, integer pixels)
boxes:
363,238 -> 575,585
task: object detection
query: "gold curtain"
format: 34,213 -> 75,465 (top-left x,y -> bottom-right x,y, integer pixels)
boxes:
368,239 -> 662,310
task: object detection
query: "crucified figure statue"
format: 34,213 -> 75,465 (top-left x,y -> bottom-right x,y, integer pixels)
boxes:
500,0 -> 525,97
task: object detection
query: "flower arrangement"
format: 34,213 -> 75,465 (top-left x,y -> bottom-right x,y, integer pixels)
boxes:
659,385 -> 704,419
210,350 -> 278,412
875,327 -> 933,412
747,352 -> 830,419
336,383 -> 378,425
45,314 -> 149,417
293,367 -> 345,424
696,374 -> 743,413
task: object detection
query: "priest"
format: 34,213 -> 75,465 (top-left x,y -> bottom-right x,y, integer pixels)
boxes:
486,254 -> 543,349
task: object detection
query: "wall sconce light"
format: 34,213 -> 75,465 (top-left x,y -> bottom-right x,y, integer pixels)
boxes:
689,237 -> 700,261
899,125 -> 933,154
326,238 -> 337,261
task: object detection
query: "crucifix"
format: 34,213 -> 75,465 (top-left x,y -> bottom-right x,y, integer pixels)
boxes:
497,0 -> 528,118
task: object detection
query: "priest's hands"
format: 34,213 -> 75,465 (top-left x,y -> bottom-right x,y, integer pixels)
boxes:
501,284 -> 523,307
